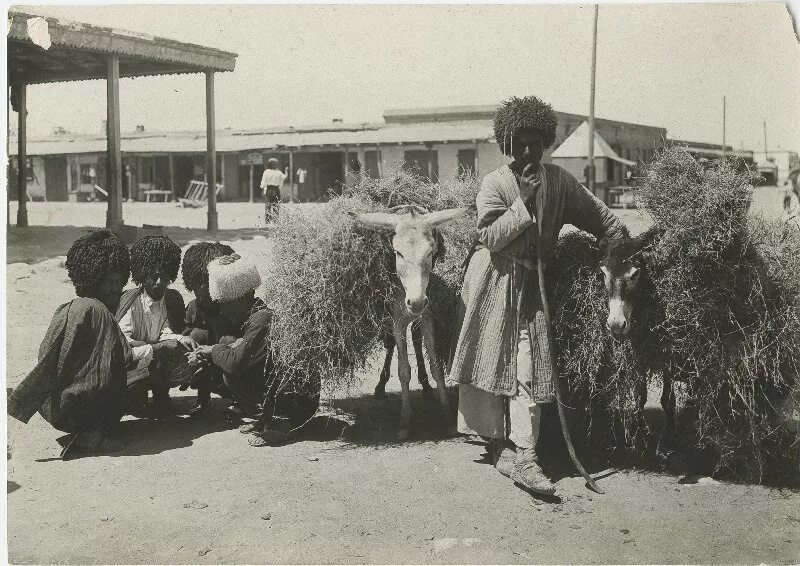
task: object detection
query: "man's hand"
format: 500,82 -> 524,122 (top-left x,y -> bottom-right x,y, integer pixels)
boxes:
186,345 -> 213,367
177,335 -> 200,352
516,163 -> 541,204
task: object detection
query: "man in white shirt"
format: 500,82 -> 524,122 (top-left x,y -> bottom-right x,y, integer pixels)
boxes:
260,157 -> 287,223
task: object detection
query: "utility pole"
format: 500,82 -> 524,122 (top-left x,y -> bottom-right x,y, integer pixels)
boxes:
722,96 -> 726,155
587,4 -> 599,195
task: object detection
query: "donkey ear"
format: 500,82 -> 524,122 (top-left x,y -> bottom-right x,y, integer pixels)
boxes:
424,207 -> 469,228
351,212 -> 400,230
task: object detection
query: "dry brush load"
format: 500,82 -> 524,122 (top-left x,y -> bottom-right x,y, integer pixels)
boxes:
264,168 -> 479,396
551,147 -> 800,484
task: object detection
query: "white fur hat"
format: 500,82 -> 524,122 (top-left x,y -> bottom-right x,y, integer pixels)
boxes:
208,254 -> 261,303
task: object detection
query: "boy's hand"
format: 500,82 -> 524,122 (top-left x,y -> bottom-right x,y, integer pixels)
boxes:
177,335 -> 200,352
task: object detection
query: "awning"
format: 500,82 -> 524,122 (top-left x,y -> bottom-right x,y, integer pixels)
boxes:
551,121 -> 637,166
7,9 -> 236,85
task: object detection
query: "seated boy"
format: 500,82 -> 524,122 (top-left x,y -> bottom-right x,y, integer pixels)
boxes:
179,241 -> 236,415
187,254 -> 320,447
116,235 -> 197,415
8,230 -> 134,455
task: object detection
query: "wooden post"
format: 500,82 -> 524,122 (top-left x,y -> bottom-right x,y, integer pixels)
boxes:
376,145 -> 383,178
289,150 -> 295,202
249,164 -> 254,203
168,153 -> 176,201
16,82 -> 28,227
474,140 -> 479,176
66,156 -> 72,196
587,4 -> 599,195
220,152 -> 226,197
205,71 -> 218,231
106,54 -> 123,228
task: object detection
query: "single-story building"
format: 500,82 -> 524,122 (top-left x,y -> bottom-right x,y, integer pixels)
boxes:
8,104 -> 672,205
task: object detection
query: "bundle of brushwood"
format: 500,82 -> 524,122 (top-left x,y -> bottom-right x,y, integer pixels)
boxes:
551,147 -> 800,484
264,168 -> 478,396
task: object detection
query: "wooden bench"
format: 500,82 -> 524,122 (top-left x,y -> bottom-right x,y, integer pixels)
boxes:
144,189 -> 173,203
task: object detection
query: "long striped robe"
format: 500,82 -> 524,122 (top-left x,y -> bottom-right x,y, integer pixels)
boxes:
8,297 -> 132,433
450,163 -> 627,396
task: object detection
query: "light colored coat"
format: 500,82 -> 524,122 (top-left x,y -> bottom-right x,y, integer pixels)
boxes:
450,163 -> 627,396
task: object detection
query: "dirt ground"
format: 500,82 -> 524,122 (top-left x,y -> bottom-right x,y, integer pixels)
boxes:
5,190 -> 800,564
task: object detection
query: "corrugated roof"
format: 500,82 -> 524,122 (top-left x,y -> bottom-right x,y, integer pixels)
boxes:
9,120 -> 496,156
8,9 -> 237,85
550,121 -> 637,166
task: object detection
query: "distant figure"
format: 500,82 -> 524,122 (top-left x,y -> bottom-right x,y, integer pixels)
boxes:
88,165 -> 98,202
296,167 -> 307,201
260,158 -> 287,223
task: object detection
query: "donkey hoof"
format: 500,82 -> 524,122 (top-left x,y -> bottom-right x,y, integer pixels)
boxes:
444,425 -> 459,438
373,387 -> 387,400
397,428 -> 411,441
421,387 -> 434,400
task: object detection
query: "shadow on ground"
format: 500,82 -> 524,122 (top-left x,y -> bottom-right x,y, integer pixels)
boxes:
322,386 -> 461,449
7,225 -> 268,264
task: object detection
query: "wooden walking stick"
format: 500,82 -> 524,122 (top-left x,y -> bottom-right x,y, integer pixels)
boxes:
533,181 -> 604,494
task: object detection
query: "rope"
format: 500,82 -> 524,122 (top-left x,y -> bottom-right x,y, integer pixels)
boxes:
532,170 -> 604,494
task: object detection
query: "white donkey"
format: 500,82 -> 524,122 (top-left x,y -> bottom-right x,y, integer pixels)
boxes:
355,205 -> 468,440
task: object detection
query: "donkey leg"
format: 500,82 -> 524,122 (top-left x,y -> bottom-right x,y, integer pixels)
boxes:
420,315 -> 456,437
394,322 -> 413,441
411,324 -> 434,400
657,376 -> 676,456
374,335 -> 394,400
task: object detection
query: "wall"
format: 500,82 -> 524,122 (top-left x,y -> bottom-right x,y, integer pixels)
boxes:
222,153 -> 241,200
44,156 -> 68,201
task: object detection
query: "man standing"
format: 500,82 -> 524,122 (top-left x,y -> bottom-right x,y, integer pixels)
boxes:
260,157 -> 287,223
450,95 -> 628,496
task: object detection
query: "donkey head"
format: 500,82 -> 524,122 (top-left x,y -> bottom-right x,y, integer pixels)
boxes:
598,231 -> 653,338
355,205 -> 467,316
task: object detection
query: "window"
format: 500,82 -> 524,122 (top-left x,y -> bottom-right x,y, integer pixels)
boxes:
79,163 -> 96,184
457,149 -> 476,176
403,149 -> 439,181
364,150 -> 381,178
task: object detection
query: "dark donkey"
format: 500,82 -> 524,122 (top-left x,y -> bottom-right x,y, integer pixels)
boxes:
598,226 -> 677,454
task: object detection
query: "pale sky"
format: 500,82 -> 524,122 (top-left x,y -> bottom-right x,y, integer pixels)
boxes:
10,2 -> 800,153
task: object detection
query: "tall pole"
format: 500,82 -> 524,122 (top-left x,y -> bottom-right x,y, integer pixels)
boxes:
16,82 -> 28,227
106,55 -> 123,228
763,120 -> 768,160
205,71 -> 218,232
587,4 -> 599,195
722,96 -> 726,155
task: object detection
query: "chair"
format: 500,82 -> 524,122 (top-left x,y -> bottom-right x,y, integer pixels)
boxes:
178,180 -> 223,208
